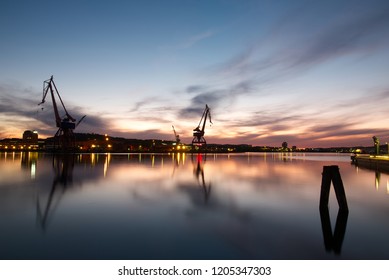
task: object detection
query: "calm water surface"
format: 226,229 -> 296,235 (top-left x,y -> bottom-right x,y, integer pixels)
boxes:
0,152 -> 388,260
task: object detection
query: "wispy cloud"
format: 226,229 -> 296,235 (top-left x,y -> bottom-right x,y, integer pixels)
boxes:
0,83 -> 110,138
161,30 -> 214,51
213,2 -> 389,85
177,30 -> 214,49
179,80 -> 256,118
172,2 -> 389,147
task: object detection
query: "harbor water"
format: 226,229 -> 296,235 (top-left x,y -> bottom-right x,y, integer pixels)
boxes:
0,152 -> 388,260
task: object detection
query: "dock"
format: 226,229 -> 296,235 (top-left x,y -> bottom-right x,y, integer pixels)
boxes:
351,154 -> 389,173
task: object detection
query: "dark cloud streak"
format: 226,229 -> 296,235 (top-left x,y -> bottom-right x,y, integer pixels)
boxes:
179,80 -> 256,118
216,2 -> 389,87
0,84 -> 109,136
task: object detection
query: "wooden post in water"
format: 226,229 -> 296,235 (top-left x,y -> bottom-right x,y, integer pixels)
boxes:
320,165 -> 348,211
319,165 -> 349,254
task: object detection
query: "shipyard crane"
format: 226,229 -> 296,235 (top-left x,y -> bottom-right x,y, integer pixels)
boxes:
172,125 -> 181,145
38,76 -> 85,151
192,104 -> 212,146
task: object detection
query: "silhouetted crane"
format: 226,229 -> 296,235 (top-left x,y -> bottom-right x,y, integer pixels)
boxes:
172,125 -> 181,144
38,76 -> 85,151
192,104 -> 212,146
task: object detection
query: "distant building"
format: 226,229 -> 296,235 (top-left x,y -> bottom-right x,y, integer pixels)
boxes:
23,130 -> 38,144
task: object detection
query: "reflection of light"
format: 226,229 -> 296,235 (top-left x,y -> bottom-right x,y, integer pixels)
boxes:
375,177 -> 379,190
103,153 -> 111,177
151,155 -> 155,167
177,153 -> 181,165
197,153 -> 203,163
138,154 -> 142,163
91,153 -> 96,166
31,162 -> 36,179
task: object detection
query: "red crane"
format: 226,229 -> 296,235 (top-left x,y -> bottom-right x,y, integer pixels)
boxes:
192,104 -> 212,146
39,76 -> 85,151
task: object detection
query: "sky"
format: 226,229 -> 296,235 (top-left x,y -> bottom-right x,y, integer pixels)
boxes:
1,0 -> 389,148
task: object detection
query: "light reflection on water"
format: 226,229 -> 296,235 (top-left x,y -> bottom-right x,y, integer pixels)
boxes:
0,152 -> 388,260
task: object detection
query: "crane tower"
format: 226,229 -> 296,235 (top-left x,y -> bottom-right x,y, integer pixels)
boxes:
172,125 -> 181,145
39,76 -> 85,151
192,104 -> 212,146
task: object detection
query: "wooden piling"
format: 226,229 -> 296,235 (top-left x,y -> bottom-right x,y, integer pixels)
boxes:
319,165 -> 349,254
319,165 -> 348,211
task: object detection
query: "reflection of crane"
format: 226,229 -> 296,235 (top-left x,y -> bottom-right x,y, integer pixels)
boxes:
36,154 -> 74,231
38,76 -> 85,151
192,104 -> 212,146
172,125 -> 181,144
193,153 -> 211,202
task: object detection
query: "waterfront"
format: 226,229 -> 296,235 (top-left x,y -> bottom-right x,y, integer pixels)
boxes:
0,152 -> 388,260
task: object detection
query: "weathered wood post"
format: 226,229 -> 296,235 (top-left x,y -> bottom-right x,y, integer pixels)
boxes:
320,165 -> 348,211
319,165 -> 349,254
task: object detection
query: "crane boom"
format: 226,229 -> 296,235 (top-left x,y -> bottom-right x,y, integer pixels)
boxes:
172,125 -> 180,143
39,76 -> 76,126
200,104 -> 212,133
38,76 -> 83,151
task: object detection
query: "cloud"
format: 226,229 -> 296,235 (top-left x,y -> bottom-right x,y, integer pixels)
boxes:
177,30 -> 214,49
179,80 -> 256,118
112,129 -> 173,141
159,30 -> 214,52
206,85 -> 389,147
185,85 -> 208,94
290,7 -> 389,67
214,2 -> 389,86
172,2 -> 389,147
178,3 -> 389,125
0,83 -> 110,137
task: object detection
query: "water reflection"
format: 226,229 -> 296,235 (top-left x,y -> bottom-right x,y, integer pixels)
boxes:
1,152 -> 389,259
21,152 -> 38,179
176,153 -> 212,207
375,171 -> 380,190
36,154 -> 75,230
319,165 -> 349,255
192,154 -> 211,203
319,207 -> 349,255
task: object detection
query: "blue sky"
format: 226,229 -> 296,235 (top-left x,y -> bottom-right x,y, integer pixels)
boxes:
1,0 -> 389,147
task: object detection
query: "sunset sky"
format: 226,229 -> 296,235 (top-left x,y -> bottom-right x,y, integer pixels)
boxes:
1,0 -> 389,148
